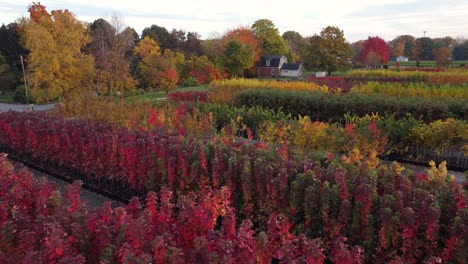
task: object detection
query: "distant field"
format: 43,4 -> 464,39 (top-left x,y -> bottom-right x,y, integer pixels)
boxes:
387,60 -> 468,67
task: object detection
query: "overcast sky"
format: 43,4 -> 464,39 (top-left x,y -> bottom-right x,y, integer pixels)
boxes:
1,0 -> 467,42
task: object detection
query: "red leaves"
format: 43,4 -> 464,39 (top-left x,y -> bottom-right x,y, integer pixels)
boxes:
345,123 -> 354,136
359,36 -> 390,65
28,2 -> 50,22
1,112 -> 467,263
330,236 -> 364,264
368,120 -> 380,138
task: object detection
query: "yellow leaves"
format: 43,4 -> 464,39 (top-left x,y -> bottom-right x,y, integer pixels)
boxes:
390,161 -> 405,175
20,9 -> 95,102
133,36 -> 160,59
427,160 -> 453,184
351,81 -> 468,100
410,118 -> 468,151
342,148 -> 363,166
210,78 -> 328,103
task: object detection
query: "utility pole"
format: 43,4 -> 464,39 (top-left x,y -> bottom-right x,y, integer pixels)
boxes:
423,31 -> 427,37
20,55 -> 29,105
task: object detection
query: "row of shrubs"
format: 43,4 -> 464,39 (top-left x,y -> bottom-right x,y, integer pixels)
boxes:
0,112 -> 466,263
233,89 -> 467,123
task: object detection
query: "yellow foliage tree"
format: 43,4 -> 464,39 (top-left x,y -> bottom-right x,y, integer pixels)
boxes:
134,36 -> 179,92
19,5 -> 94,102
134,36 -> 161,89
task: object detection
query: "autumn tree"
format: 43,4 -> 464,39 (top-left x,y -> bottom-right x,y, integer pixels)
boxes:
304,26 -> 353,75
134,36 -> 179,93
19,3 -> 94,102
433,36 -> 455,49
88,16 -> 137,95
184,32 -> 203,57
251,19 -> 291,59
133,36 -> 161,88
223,40 -> 254,77
282,30 -> 306,62
359,36 -> 390,66
202,37 -> 224,70
433,47 -> 452,67
223,26 -> 260,61
351,40 -> 364,62
167,29 -> 186,52
183,55 -> 218,84
389,35 -> 416,59
162,49 -> 185,77
0,52 -> 17,95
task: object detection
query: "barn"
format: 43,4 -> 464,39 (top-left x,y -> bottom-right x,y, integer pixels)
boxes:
280,63 -> 304,78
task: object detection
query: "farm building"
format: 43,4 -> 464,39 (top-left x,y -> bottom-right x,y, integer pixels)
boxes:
280,63 -> 304,78
258,55 -> 287,78
396,56 -> 409,62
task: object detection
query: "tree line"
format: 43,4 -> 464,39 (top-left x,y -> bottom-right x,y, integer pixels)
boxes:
0,2 -> 467,101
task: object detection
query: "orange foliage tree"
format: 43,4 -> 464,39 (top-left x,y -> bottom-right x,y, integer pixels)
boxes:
19,3 -> 95,102
27,2 -> 50,22
222,26 -> 260,61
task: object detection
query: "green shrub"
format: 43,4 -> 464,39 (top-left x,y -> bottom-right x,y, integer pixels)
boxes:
13,85 -> 30,103
182,76 -> 200,87
233,89 -> 467,123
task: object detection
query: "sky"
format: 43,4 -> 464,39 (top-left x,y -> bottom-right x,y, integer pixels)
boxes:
1,0 -> 467,42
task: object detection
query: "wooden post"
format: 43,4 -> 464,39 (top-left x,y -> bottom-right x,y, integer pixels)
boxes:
20,55 -> 29,105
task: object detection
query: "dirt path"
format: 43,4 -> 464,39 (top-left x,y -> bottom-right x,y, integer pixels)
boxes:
0,102 -> 56,113
8,158 -> 122,208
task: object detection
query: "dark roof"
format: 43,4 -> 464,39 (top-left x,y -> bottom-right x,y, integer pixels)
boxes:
281,63 -> 302,70
259,55 -> 284,67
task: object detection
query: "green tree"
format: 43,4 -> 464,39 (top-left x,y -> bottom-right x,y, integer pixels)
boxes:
304,26 -> 353,76
251,19 -> 291,59
223,40 -> 254,77
0,52 -> 17,95
19,3 -> 95,102
282,30 -> 306,62
389,35 -> 417,59
142,24 -> 171,50
0,23 -> 27,73
202,37 -> 224,70
415,37 -> 435,60
453,40 -> 468,60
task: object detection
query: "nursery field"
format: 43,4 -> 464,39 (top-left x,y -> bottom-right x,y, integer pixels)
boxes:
387,60 -> 468,67
0,69 -> 467,263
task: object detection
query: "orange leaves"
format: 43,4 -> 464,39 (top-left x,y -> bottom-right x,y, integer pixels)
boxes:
223,26 -> 261,61
156,68 -> 179,92
28,2 -> 50,22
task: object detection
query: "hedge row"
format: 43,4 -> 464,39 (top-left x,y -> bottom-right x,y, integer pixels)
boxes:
233,89 -> 467,123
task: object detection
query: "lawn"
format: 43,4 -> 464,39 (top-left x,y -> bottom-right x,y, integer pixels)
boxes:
387,60 -> 468,67
133,85 -> 209,101
0,95 -> 14,103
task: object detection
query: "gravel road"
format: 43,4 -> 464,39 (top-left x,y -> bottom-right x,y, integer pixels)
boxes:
0,102 -> 56,112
